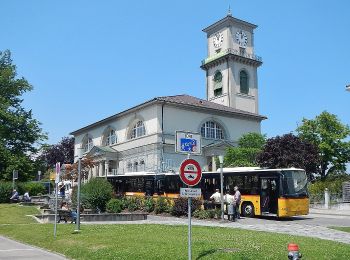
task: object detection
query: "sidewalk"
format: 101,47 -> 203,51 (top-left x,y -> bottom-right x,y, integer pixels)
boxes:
309,208 -> 350,216
0,235 -> 67,260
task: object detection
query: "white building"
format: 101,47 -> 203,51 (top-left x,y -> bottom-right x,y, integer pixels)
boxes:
70,13 -> 266,178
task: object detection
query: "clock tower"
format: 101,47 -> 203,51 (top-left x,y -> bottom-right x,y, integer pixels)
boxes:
200,12 -> 262,114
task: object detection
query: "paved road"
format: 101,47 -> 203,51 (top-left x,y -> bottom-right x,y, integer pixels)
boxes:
0,236 -> 67,260
83,213 -> 350,245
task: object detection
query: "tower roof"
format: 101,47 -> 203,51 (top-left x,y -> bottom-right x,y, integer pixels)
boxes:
202,15 -> 257,34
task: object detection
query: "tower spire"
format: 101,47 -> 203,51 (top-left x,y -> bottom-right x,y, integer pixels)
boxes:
227,5 -> 232,16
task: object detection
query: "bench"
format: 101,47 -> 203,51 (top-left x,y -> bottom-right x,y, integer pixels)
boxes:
57,210 -> 76,224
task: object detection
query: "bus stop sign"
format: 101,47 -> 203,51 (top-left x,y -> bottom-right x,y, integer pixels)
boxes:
179,159 -> 202,186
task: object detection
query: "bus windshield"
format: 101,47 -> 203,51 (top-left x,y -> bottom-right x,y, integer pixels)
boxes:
281,170 -> 308,197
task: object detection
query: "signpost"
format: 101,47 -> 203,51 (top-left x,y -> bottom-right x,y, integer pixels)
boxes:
54,162 -> 61,239
12,170 -> 18,190
175,131 -> 201,155
179,158 -> 202,260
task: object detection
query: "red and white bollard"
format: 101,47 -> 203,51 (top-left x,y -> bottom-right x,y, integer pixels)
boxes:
288,243 -> 302,260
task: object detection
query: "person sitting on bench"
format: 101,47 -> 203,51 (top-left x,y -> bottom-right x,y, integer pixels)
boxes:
10,189 -> 19,203
59,202 -> 77,223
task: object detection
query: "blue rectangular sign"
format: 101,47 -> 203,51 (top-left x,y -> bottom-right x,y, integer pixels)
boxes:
180,138 -> 197,152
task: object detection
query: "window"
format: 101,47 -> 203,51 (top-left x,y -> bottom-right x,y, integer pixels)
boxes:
105,129 -> 117,146
127,162 -> 133,172
140,160 -> 145,171
240,70 -> 249,94
83,137 -> 93,152
130,120 -> 146,139
134,161 -> 138,172
200,121 -> 224,139
213,71 -> 223,97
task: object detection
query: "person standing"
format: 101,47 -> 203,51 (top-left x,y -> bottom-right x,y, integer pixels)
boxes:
210,189 -> 222,209
225,191 -> 236,221
234,186 -> 241,219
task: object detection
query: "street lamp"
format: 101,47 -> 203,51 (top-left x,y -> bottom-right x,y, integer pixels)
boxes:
218,155 -> 224,221
75,147 -> 84,232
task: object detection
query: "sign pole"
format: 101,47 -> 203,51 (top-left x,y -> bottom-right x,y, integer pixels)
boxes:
187,153 -> 191,260
12,170 -> 15,191
54,162 -> 60,239
54,181 -> 58,238
188,195 -> 192,260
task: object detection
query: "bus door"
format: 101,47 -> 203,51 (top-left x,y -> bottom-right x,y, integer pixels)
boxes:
260,177 -> 278,215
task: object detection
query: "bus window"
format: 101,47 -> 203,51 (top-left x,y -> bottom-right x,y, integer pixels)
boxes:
225,175 -> 243,193
281,170 -> 308,197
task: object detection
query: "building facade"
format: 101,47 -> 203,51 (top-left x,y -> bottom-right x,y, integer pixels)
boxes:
70,13 -> 266,178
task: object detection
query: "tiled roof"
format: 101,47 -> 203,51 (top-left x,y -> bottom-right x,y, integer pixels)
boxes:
70,94 -> 266,135
155,94 -> 266,120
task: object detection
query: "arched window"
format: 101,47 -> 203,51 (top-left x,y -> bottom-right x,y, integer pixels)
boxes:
213,70 -> 223,97
83,136 -> 93,152
200,121 -> 224,139
130,120 -> 146,139
105,129 -> 117,146
240,70 -> 249,94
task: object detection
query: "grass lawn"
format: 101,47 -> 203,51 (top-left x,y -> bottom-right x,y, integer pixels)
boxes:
0,204 -> 40,224
0,204 -> 349,259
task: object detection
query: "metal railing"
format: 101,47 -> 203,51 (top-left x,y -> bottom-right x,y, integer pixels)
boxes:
201,48 -> 262,65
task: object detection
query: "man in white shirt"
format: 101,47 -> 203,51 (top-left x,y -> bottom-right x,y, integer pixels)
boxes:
210,189 -> 221,209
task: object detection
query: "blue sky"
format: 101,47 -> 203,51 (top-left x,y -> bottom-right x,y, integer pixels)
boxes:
1,0 -> 350,144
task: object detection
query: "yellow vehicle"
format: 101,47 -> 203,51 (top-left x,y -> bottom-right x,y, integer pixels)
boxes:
107,167 -> 309,218
202,167 -> 309,217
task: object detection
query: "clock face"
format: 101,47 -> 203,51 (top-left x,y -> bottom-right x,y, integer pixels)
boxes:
235,30 -> 248,48
213,33 -> 224,48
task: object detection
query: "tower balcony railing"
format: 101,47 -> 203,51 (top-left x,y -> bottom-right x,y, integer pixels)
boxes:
201,48 -> 262,65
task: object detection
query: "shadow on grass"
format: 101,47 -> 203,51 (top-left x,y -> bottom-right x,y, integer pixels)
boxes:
196,248 -> 241,259
196,249 -> 217,259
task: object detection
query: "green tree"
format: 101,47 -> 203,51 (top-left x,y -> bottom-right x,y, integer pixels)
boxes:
0,50 -> 46,181
297,111 -> 350,179
224,133 -> 266,167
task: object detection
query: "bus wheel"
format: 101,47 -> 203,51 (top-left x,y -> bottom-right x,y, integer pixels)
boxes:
242,203 -> 255,217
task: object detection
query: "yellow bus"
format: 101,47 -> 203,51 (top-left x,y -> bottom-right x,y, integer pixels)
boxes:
107,167 -> 309,218
202,167 -> 309,217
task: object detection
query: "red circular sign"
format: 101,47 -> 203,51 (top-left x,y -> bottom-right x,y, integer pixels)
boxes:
179,159 -> 202,186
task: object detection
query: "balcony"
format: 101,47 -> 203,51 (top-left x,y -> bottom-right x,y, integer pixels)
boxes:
201,48 -> 262,66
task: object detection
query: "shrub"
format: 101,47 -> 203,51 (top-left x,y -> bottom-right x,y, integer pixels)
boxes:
18,182 -> 46,196
154,197 -> 171,214
144,197 -> 155,213
309,176 -> 350,196
126,197 -> 139,212
193,209 -> 216,219
79,178 -> 113,212
171,198 -> 202,217
106,199 -> 123,213
0,182 -> 13,203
